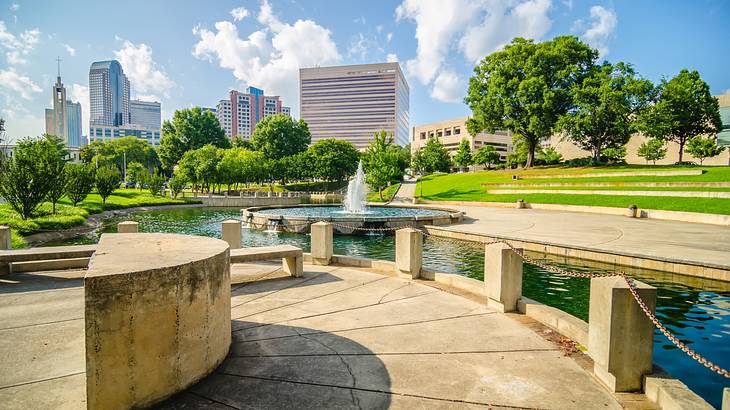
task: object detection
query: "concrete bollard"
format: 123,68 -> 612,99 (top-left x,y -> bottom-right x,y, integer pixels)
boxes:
117,221 -> 139,233
588,276 -> 656,392
395,228 -> 422,279
626,205 -> 637,218
516,199 -> 525,209
310,222 -> 333,265
221,220 -> 242,249
484,243 -> 523,312
723,388 -> 729,410
0,225 -> 11,249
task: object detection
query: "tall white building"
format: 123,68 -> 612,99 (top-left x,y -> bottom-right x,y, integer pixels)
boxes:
299,62 -> 410,149
130,100 -> 161,130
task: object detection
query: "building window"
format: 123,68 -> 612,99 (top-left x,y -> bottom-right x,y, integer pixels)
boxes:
454,127 -> 460,135
419,132 -> 426,140
445,128 -> 452,136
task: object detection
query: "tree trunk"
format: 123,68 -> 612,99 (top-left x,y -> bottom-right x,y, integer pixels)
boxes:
526,140 -> 536,168
592,148 -> 601,165
379,188 -> 384,201
678,139 -> 685,163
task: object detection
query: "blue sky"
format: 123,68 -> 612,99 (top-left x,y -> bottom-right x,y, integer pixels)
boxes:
1,0 -> 729,141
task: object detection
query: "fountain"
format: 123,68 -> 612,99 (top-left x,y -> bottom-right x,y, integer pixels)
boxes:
343,160 -> 368,214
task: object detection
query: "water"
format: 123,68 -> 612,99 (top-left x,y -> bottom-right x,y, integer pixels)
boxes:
343,160 -> 367,214
48,207 -> 730,408
256,205 -> 450,218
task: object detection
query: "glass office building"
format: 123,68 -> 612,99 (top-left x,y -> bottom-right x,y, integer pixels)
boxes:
299,62 -> 410,149
89,60 -> 130,127
66,101 -> 82,148
130,100 -> 161,130
89,126 -> 161,147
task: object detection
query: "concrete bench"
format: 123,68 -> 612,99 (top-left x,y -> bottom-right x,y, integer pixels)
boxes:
230,245 -> 303,278
0,245 -> 97,274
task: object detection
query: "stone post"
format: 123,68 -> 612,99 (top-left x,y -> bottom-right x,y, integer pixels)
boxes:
516,199 -> 525,209
117,221 -> 139,233
395,228 -> 422,278
722,388 -> 729,410
221,220 -> 242,249
484,242 -> 523,312
588,276 -> 657,392
0,225 -> 11,249
310,222 -> 333,265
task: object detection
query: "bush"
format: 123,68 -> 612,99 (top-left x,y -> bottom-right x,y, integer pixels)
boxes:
147,171 -> 166,196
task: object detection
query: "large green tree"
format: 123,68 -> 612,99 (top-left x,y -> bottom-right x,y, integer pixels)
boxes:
158,107 -> 229,170
558,62 -> 654,163
175,145 -> 222,193
418,137 -> 452,174
473,145 -> 501,169
465,36 -> 597,167
307,138 -> 360,182
639,69 -> 722,163
216,148 -> 266,191
250,114 -> 311,160
80,136 -> 159,172
362,131 -> 403,200
453,139 -> 473,170
0,136 -> 67,219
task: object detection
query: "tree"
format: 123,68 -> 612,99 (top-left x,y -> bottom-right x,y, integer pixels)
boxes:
158,107 -> 229,170
125,162 -> 147,187
176,145 -> 222,193
147,171 -> 166,196
558,62 -> 654,163
472,145 -> 501,169
686,136 -> 726,165
506,135 -> 542,168
362,131 -> 403,200
250,114 -> 311,160
466,36 -> 597,167
46,167 -> 67,214
537,147 -> 563,165
168,175 -> 186,198
639,69 -> 722,163
602,146 -> 626,163
95,166 -> 121,205
0,136 -> 67,219
637,139 -> 667,165
419,137 -> 452,174
307,138 -> 360,182
80,136 -> 159,171
453,139 -> 473,170
217,148 -> 265,191
65,163 -> 96,206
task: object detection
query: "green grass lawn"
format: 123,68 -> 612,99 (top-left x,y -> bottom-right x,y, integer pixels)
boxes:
368,183 -> 401,203
1,189 -> 199,247
419,165 -> 730,215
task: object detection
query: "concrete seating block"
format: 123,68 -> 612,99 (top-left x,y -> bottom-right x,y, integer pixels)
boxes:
230,245 -> 304,277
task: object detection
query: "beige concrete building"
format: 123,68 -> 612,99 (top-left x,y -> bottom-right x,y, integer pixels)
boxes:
551,91 -> 730,166
300,63 -> 409,149
411,117 -> 513,161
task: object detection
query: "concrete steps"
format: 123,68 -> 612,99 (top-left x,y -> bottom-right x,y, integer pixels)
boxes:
9,257 -> 90,273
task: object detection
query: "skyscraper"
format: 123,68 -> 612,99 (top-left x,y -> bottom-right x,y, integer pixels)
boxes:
89,60 -> 130,127
299,62 -> 410,149
66,101 -> 82,148
130,100 -> 161,130
215,86 -> 290,140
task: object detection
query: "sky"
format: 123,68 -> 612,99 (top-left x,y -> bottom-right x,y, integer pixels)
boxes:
1,0 -> 729,142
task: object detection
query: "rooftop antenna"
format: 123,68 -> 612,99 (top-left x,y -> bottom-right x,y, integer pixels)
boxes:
56,56 -> 62,78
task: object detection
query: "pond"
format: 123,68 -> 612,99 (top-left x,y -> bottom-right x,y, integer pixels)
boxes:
48,207 -> 730,408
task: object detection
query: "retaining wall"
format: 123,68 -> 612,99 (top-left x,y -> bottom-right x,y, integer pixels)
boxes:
84,233 -> 231,409
200,196 -> 301,207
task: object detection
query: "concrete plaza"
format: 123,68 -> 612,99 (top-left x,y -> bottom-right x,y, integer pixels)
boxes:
0,262 -> 647,409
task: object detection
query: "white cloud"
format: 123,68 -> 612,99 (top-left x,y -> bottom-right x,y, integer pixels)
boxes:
0,68 -> 42,99
386,32 -> 393,43
386,53 -> 398,63
10,3 -> 19,11
395,0 -> 553,103
376,25 -> 384,34
579,5 -> 617,58
62,43 -> 76,56
69,84 -> 89,136
0,21 -> 41,65
430,70 -> 464,103
459,0 -> 552,63
347,33 -> 382,61
353,16 -> 366,25
113,40 -> 174,100
192,1 -> 341,115
230,7 -> 249,22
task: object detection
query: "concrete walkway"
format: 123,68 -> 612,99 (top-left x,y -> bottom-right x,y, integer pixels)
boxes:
390,180 -> 416,204
0,263 -> 638,409
444,205 -> 730,270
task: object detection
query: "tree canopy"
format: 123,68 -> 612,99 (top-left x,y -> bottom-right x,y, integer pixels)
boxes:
638,69 -> 722,163
250,114 -> 311,160
558,62 -> 654,163
80,136 -> 159,171
685,135 -> 725,165
307,138 -> 359,182
472,145 -> 501,169
158,107 -> 230,170
465,36 -> 597,167
362,131 -> 405,200
95,166 -> 121,205
453,139 -> 473,169
417,137 -> 452,174
636,139 -> 667,165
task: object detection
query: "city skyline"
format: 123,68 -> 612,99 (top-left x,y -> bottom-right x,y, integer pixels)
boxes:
1,0 -> 729,141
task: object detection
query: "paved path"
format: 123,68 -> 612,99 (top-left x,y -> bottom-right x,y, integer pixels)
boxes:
444,205 -> 730,269
0,263 -> 634,409
389,180 -> 416,204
